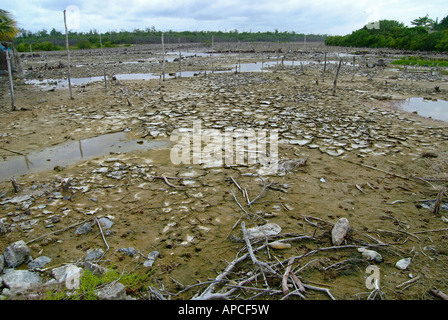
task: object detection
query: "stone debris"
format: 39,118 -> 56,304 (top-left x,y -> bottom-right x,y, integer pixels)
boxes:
143,250 -> 159,268
3,240 -> 31,268
1,269 -> 42,296
331,218 -> 350,246
51,264 -> 83,284
74,222 -> 93,236
246,223 -> 282,240
96,282 -> 127,300
84,248 -> 105,261
358,247 -> 383,263
395,258 -> 412,270
28,256 -> 52,271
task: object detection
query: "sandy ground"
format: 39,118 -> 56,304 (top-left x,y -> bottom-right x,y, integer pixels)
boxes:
1,43 -> 448,300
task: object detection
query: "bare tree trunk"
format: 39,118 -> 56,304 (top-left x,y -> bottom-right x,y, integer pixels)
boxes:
178,38 -> 182,78
5,49 -> 15,111
322,52 -> 327,82
332,59 -> 342,96
99,34 -> 107,91
161,32 -> 165,81
63,10 -> 74,100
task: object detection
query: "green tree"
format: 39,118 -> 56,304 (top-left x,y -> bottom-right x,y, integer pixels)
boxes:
411,14 -> 435,31
0,9 -> 19,42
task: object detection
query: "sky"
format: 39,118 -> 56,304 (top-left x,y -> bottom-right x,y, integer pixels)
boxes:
3,0 -> 447,36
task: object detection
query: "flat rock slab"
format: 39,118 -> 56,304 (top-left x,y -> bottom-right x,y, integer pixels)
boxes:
2,269 -> 42,293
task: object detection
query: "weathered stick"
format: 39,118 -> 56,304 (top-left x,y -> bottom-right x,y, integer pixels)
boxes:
248,180 -> 273,207
63,10 -> 73,100
430,288 -> 448,300
332,58 -> 342,96
396,275 -> 421,289
99,34 -> 108,91
241,221 -> 279,275
0,146 -> 25,156
10,177 -> 20,193
178,38 -> 182,78
322,52 -> 327,81
161,32 -> 165,81
5,49 -> 15,111
95,217 -> 110,254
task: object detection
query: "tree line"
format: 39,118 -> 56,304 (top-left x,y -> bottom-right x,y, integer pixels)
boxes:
14,28 -> 327,52
325,15 -> 448,52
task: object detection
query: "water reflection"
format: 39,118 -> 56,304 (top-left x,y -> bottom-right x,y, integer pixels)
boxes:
396,97 -> 448,122
0,132 -> 170,181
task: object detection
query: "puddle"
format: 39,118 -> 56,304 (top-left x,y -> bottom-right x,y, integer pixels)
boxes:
395,97 -> 448,122
26,59 -> 314,89
0,132 -> 170,181
26,76 -> 107,90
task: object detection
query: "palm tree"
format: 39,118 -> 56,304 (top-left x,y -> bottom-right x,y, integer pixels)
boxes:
0,9 -> 19,42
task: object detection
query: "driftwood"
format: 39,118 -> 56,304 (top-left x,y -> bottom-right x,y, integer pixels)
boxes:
430,288 -> 448,300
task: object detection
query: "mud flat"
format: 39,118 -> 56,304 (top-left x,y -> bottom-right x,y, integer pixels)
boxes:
1,43 -> 448,300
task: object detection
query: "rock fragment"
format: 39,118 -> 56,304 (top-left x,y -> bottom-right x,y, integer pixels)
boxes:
3,240 -> 31,268
96,282 -> 127,300
395,258 -> 411,270
331,218 -> 350,246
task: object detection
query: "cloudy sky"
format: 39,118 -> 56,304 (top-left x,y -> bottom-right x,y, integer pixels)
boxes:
3,0 -> 447,35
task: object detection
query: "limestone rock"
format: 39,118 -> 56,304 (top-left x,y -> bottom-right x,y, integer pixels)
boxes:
96,282 -> 127,300
331,218 -> 350,246
2,269 -> 42,294
74,222 -> 93,236
3,240 -> 31,268
28,256 -> 52,271
246,223 -> 282,240
395,258 -> 411,270
85,248 -> 104,261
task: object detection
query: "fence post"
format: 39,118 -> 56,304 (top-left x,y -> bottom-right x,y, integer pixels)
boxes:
63,9 -> 74,100
5,49 -> 16,111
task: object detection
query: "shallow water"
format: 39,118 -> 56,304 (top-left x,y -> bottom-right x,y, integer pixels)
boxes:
25,76 -> 107,89
25,58 -> 303,89
396,97 -> 448,122
0,132 -> 170,181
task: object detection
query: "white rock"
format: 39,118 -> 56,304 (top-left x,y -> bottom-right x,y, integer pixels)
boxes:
358,247 -> 383,262
331,218 -> 350,246
395,258 -> 411,270
246,223 -> 282,240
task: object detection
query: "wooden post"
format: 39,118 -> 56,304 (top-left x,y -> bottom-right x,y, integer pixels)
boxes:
238,41 -> 241,73
99,34 -> 107,91
351,56 -> 356,82
332,59 -> 342,96
5,49 -> 15,111
322,52 -> 327,81
63,10 -> 74,100
178,38 -> 182,78
161,32 -> 165,81
261,50 -> 264,73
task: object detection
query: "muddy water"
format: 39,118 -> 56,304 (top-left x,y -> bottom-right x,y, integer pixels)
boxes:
395,97 -> 448,122
0,132 -> 170,181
